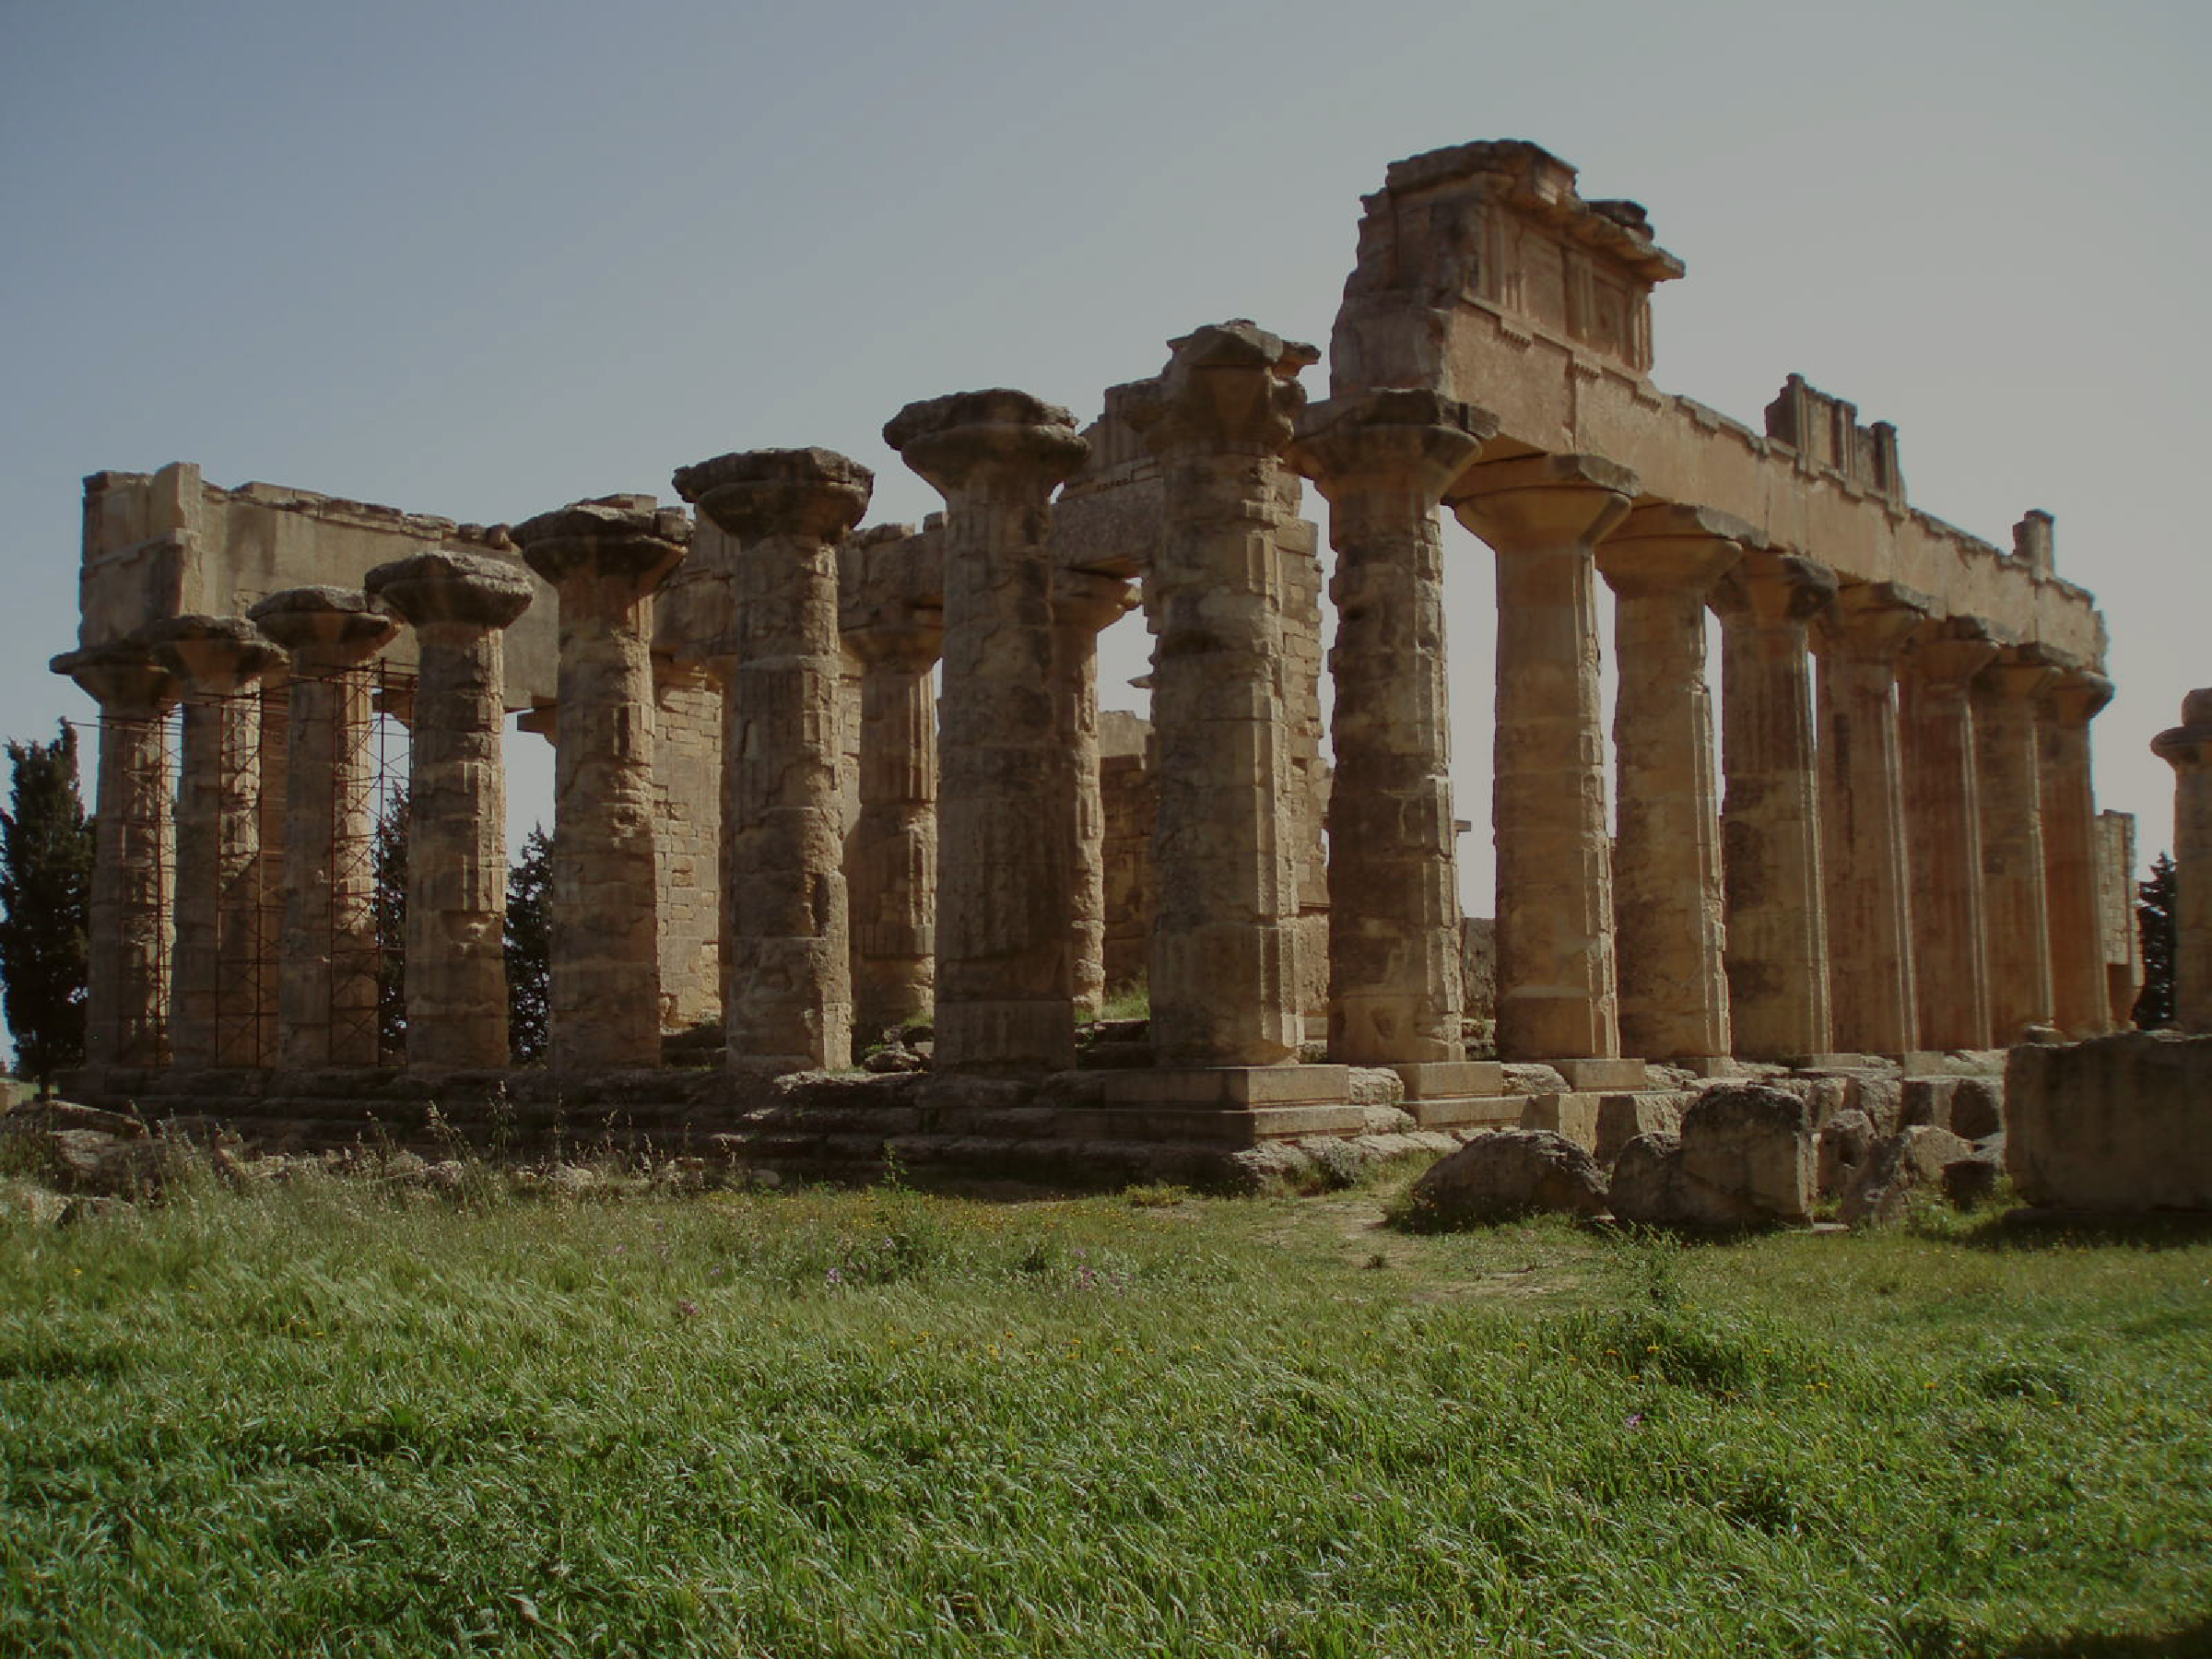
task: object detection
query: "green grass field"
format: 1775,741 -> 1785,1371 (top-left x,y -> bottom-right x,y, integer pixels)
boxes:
4,1165 -> 2209,1657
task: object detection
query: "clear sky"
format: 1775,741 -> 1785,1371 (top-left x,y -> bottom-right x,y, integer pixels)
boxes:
3,0 -> 2206,1047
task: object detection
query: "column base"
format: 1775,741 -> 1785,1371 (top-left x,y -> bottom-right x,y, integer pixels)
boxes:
1390,1061 -> 1518,1129
1547,1057 -> 1651,1090
1083,1065 -> 1361,1143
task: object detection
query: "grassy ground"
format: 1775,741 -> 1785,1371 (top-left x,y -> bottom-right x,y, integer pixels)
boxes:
3,1164 -> 2209,1658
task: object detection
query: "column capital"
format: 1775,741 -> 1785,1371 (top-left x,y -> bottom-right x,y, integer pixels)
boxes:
2152,689 -> 2212,771
1902,614 -> 2003,688
2041,664 -> 2115,724
1712,548 -> 1838,629
1114,320 -> 1317,455
515,499 -> 689,594
1818,579 -> 1934,661
883,388 -> 1088,500
1052,567 -> 1138,636
247,585 -> 400,671
673,447 -> 873,544
366,549 -> 535,631
1595,500 -> 1758,597
52,641 -> 178,717
136,613 -> 283,693
1288,387 -> 1497,501
1448,451 -> 1640,548
1975,643 -> 2063,703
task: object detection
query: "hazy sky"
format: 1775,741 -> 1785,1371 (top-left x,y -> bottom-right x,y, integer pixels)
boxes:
4,0 -> 2206,1036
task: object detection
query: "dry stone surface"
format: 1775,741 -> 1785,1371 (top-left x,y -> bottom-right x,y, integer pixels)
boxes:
1408,1129 -> 1608,1227
2006,1031 -> 2212,1212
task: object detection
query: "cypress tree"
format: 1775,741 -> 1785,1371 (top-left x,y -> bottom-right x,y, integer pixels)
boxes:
0,724 -> 94,1093
505,825 -> 552,1064
2134,851 -> 2178,1030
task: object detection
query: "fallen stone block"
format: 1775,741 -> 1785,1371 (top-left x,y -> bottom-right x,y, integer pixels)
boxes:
1406,1129 -> 1608,1228
1815,1109 -> 1877,1200
1842,1125 -> 1976,1227
2006,1031 -> 2212,1212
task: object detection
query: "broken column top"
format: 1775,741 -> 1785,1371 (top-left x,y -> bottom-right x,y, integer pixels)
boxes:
2014,510 -> 2056,573
672,447 -> 874,542
883,388 -> 1088,493
514,499 -> 690,590
365,548 -> 536,629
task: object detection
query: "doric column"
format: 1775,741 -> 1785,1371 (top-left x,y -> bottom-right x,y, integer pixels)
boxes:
254,665 -> 289,1065
246,587 -> 399,1068
50,642 -> 178,1069
139,616 -> 281,1069
1973,646 -> 2059,1040
841,601 -> 941,1037
1119,320 -> 1315,1066
1899,618 -> 2001,1049
515,500 -> 690,1073
1288,389 -> 1494,1064
1712,550 -> 1838,1060
1052,567 -> 1138,1025
1450,453 -> 1638,1062
1594,503 -> 1747,1065
1815,580 -> 1931,1055
885,390 -> 1088,1074
673,451 -> 867,1074
2040,665 -> 2116,1036
2152,690 -> 2212,1032
363,551 -> 534,1072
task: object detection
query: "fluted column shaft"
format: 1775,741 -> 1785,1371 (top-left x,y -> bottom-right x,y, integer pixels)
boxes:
1899,625 -> 2000,1049
518,503 -> 689,1073
674,452 -> 868,1073
143,618 -> 281,1069
886,389 -> 1088,1073
1816,582 -> 1929,1055
1974,653 -> 2058,1039
1714,552 -> 1838,1060
1594,508 -> 1743,1063
365,552 -> 534,1072
249,588 -> 399,1068
1052,570 -> 1137,1027
2152,690 -> 2212,1032
53,645 -> 178,1068
1452,453 -> 1637,1062
1121,322 -> 1314,1066
845,622 -> 941,1035
2040,670 -> 2114,1036
1289,390 -> 1492,1065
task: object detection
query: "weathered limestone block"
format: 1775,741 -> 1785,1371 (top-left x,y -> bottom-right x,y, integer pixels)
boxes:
517,500 -> 690,1072
1452,453 -> 1637,1063
2040,666 -> 2114,1037
1610,1084 -> 1813,1229
1119,321 -> 1316,1067
885,389 -> 1088,1074
2151,689 -> 2212,1033
1815,581 -> 1930,1055
1288,388 -> 1495,1065
1900,618 -> 2001,1049
363,550 -> 534,1072
247,586 -> 400,1068
140,614 -> 284,1069
648,656 -> 723,1030
51,642 -> 179,1069
1053,567 -> 1137,1025
1594,502 -> 1747,1064
1841,1125 -> 1977,1227
1713,551 -> 1838,1061
1407,1128 -> 1609,1226
837,524 -> 944,1038
1815,1108 -> 1877,1199
1974,648 -> 2059,1041
675,452 -> 870,1074
2002,1032 -> 2212,1211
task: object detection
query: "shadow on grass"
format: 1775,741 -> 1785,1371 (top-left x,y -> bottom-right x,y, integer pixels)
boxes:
1969,1613 -> 2212,1656
1951,1206 -> 2212,1253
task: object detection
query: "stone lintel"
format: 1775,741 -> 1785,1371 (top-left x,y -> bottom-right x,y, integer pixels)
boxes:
882,388 -> 1088,497
1096,1065 -> 1352,1108
673,447 -> 874,543
1376,140 -> 1687,285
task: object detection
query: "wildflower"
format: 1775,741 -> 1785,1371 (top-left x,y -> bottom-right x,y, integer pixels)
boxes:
824,1266 -> 843,1286
1625,1413 -> 1645,1430
677,1300 -> 701,1318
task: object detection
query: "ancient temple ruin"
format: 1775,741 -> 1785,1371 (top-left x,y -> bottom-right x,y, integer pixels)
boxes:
52,140 -> 2140,1182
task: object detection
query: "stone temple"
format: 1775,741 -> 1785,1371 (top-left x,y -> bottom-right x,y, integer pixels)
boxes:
50,140 -> 2147,1186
